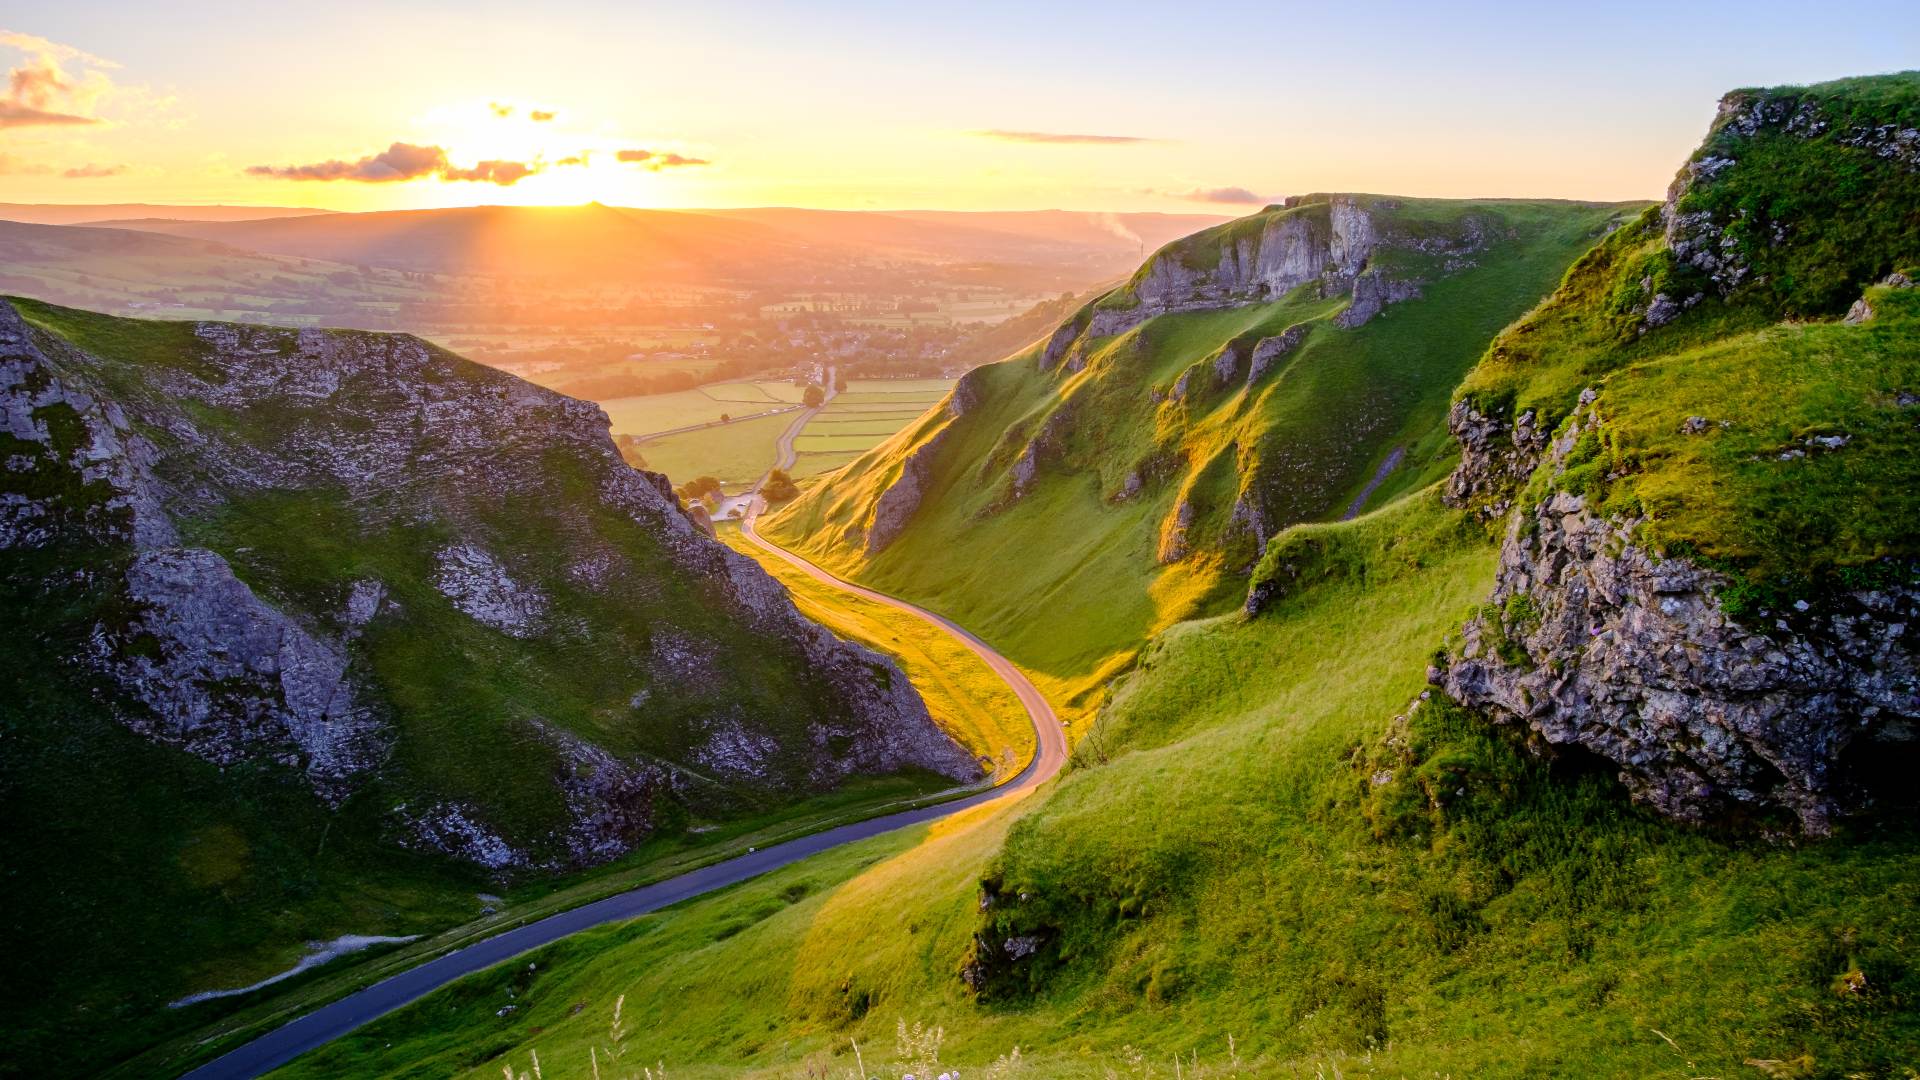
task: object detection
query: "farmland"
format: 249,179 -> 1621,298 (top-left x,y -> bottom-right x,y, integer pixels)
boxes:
601,379 -> 810,438
626,412 -> 797,490
791,378 -> 951,478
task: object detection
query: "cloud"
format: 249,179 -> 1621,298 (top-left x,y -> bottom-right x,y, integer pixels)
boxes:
0,30 -> 119,69
249,141 -> 448,182
248,142 -> 540,185
63,162 -> 127,178
1174,186 -> 1272,205
529,109 -> 556,122
973,129 -> 1153,145
0,29 -> 116,128
615,148 -> 710,170
0,100 -> 95,128
441,158 -> 536,185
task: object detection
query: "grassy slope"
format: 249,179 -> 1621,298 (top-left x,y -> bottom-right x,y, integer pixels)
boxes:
272,491 -> 1920,1079
1451,72 -> 1920,605
266,80 -> 1920,1079
767,199 -> 1636,725
718,523 -> 1033,778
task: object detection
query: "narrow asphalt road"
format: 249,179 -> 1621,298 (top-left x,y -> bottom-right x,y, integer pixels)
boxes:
716,365 -> 834,519
176,502 -> 1065,1080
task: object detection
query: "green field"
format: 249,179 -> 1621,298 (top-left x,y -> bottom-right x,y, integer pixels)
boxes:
791,448 -> 869,478
601,380 -> 809,438
786,379 -> 951,476
632,412 -> 796,488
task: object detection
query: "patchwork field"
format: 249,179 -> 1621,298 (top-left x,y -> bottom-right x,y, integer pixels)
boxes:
791,378 -> 952,477
630,412 -> 796,489
602,379 -> 809,438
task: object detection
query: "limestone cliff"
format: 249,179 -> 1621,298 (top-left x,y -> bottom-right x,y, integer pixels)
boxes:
1433,75 -> 1920,831
1,298 -> 977,872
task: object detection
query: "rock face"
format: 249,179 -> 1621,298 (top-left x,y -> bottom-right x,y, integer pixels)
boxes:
1442,398 -> 1553,518
1039,196 -> 1447,370
1436,400 -> 1920,833
864,424 -> 954,555
99,547 -> 389,803
1,298 -> 976,873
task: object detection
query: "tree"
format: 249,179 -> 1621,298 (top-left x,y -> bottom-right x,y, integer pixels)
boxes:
802,384 -> 826,408
762,468 -> 799,502
675,475 -> 723,505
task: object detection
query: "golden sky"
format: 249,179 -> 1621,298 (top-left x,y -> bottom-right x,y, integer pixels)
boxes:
2,3 -> 1916,212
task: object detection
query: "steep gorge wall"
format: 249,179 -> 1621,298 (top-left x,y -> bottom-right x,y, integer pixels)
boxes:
1,300 -> 976,872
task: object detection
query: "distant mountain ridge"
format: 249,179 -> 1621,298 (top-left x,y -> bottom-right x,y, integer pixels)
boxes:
0,202 -> 334,225
95,203 -> 1231,284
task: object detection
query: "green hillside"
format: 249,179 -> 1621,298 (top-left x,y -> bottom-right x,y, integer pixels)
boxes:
284,72 -> 1920,1079
766,196 -> 1639,721
0,298 -> 977,1076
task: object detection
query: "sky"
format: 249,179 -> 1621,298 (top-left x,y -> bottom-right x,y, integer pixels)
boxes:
2,0 -> 1916,213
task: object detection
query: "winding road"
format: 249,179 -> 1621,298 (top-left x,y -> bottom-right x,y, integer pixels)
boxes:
177,501 -> 1066,1080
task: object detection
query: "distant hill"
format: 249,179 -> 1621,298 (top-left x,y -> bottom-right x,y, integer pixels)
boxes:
0,202 -> 333,225
106,203 -> 1233,286
689,207 -> 1230,266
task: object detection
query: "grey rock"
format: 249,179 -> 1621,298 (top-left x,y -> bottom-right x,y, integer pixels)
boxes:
433,542 -> 548,637
100,547 -> 387,803
1246,325 -> 1308,385
864,424 -> 955,554
1438,400 -> 1920,833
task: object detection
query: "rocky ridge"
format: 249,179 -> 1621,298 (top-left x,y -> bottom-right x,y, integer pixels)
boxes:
1,299 -> 976,872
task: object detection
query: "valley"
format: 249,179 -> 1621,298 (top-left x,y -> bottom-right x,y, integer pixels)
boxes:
2,11 -> 1917,1079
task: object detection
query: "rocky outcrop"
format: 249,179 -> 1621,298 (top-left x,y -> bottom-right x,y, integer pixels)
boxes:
97,547 -> 389,803
3,299 -> 978,873
864,423 -> 955,555
1441,396 -> 1554,517
1246,325 -> 1307,385
1008,404 -> 1075,501
947,366 -> 987,417
1662,86 -> 1920,307
1036,196 -> 1451,371
1435,402 -> 1920,833
1334,270 -> 1422,329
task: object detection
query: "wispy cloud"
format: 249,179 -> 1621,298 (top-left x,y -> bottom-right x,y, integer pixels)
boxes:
62,162 -> 126,178
973,129 -> 1154,145
0,28 -> 117,129
615,148 -> 710,169
248,142 -> 539,185
490,102 -> 556,122
0,101 -> 95,128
